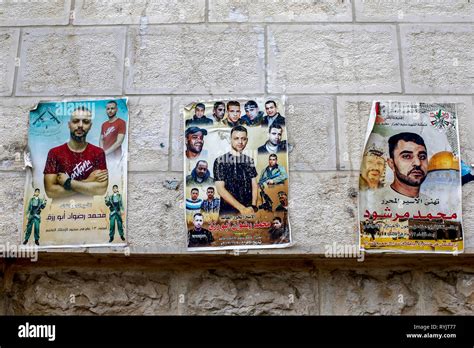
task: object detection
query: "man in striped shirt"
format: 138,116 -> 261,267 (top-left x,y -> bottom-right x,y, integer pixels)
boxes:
201,187 -> 220,214
186,188 -> 203,213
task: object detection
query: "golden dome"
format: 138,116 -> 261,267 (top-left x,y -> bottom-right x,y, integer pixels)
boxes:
428,151 -> 460,172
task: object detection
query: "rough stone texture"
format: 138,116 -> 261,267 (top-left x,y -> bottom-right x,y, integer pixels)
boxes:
289,172 -> 359,254
0,0 -> 71,26
125,25 -> 265,94
170,96 -> 189,172
0,269 -> 4,315
182,265 -> 318,315
209,0 -> 352,22
355,0 -> 474,22
128,97 -> 171,172
0,29 -> 19,96
4,260 -> 319,315
337,96 -> 474,171
127,172 -> 186,252
320,268 -> 421,315
7,269 -> 174,315
17,28 -> 126,96
422,269 -> 474,315
463,183 -> 474,250
4,258 -> 474,315
0,98 -> 40,171
74,0 -> 205,25
400,25 -> 474,94
267,25 -> 401,93
0,172 -> 24,246
286,96 -> 336,171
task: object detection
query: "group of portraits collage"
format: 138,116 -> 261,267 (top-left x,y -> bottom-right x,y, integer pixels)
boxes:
184,99 -> 292,250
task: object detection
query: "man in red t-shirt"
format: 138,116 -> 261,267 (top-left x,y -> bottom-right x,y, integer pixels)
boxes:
43,107 -> 108,198
99,101 -> 126,164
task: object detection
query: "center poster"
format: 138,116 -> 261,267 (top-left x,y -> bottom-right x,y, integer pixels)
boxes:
184,99 -> 291,251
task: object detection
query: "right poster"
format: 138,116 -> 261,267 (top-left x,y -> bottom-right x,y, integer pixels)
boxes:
359,101 -> 463,254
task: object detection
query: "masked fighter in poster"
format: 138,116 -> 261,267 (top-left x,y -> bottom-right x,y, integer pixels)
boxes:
188,213 -> 214,247
241,100 -> 264,126
213,126 -> 258,216
43,107 -> 108,199
99,100 -> 126,164
23,188 -> 47,245
105,185 -> 125,242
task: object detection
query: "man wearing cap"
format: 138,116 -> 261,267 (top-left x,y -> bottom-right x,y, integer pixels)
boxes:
185,103 -> 213,127
185,126 -> 207,159
186,160 -> 214,186
241,100 -> 264,126
257,124 -> 287,154
261,100 -> 285,127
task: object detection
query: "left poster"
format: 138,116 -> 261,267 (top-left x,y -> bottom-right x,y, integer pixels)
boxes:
22,99 -> 129,248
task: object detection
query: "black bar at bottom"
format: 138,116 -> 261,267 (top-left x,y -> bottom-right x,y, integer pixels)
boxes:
0,316 -> 472,346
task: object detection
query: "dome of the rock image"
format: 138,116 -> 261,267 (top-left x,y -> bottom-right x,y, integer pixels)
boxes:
428,151 -> 460,172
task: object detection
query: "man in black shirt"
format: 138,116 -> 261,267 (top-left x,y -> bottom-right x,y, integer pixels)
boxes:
261,100 -> 285,127
185,103 -> 213,127
188,213 -> 214,247
213,125 -> 258,215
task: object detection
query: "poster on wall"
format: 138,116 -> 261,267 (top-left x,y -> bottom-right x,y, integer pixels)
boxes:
184,99 -> 291,251
22,99 -> 129,248
359,101 -> 463,254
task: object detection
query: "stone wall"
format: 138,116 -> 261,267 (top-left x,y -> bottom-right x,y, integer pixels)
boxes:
0,0 -> 473,315
2,255 -> 474,315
